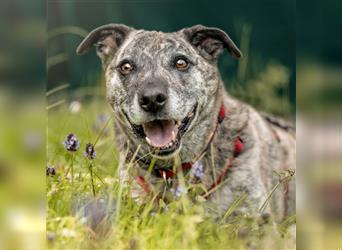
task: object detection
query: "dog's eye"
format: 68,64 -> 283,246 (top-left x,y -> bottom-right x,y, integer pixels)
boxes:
119,62 -> 133,75
175,58 -> 189,70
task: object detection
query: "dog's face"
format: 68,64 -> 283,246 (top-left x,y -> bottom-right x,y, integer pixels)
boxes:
77,24 -> 241,159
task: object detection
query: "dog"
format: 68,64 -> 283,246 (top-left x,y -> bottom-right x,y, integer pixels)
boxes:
76,24 -> 295,222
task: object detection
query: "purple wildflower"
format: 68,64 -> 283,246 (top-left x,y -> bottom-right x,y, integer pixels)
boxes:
47,232 -> 56,242
63,133 -> 80,152
46,165 -> 56,176
170,185 -> 187,198
84,143 -> 96,160
191,161 -> 204,179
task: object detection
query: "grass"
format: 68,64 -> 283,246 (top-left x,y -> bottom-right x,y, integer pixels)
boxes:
47,93 -> 295,249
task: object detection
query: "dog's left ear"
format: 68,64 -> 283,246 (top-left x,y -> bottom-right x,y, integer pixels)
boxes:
76,24 -> 133,66
181,25 -> 242,61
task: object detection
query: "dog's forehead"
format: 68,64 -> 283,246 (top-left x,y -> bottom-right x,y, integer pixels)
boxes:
117,30 -> 194,59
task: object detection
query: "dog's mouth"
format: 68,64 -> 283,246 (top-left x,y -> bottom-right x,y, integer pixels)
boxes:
128,104 -> 197,156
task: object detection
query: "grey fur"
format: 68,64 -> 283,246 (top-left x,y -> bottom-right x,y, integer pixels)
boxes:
77,24 -> 295,222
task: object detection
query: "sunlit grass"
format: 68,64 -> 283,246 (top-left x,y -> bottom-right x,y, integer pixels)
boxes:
47,95 -> 295,249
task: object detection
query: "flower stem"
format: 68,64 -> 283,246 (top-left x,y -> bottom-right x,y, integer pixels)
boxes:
258,169 -> 295,213
70,153 -> 74,185
89,161 -> 96,197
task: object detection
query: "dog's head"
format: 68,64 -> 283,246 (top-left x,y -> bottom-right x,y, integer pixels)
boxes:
77,24 -> 241,159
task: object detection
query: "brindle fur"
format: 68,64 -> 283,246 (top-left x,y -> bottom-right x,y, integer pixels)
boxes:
77,24 -> 295,222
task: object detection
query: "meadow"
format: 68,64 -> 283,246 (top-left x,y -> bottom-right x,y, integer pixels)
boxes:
47,63 -> 295,249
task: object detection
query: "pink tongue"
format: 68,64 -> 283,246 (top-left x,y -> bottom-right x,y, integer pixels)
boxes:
143,120 -> 177,147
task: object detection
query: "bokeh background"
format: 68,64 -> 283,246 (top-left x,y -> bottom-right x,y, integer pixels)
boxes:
297,0 -> 342,249
0,0 -> 341,249
0,1 -> 45,249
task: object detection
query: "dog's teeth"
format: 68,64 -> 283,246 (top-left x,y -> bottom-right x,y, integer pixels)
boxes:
188,112 -> 193,118
145,137 -> 151,144
171,131 -> 176,141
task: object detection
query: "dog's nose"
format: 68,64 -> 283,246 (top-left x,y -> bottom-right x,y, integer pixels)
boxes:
138,86 -> 168,113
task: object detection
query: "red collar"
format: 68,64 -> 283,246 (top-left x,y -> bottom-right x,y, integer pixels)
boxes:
156,136 -> 244,180
136,103 -> 245,199
155,104 -> 227,179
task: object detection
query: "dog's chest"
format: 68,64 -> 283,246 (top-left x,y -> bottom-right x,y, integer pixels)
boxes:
125,135 -> 245,205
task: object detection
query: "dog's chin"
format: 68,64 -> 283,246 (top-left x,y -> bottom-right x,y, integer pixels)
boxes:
125,104 -> 198,159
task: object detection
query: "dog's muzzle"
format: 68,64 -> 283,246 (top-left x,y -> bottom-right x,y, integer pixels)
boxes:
125,104 -> 198,156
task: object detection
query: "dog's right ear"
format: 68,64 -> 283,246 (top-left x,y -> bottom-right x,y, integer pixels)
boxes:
76,24 -> 133,66
181,25 -> 242,61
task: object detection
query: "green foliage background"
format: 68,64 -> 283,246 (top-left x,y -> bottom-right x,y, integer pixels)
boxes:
47,0 -> 296,118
